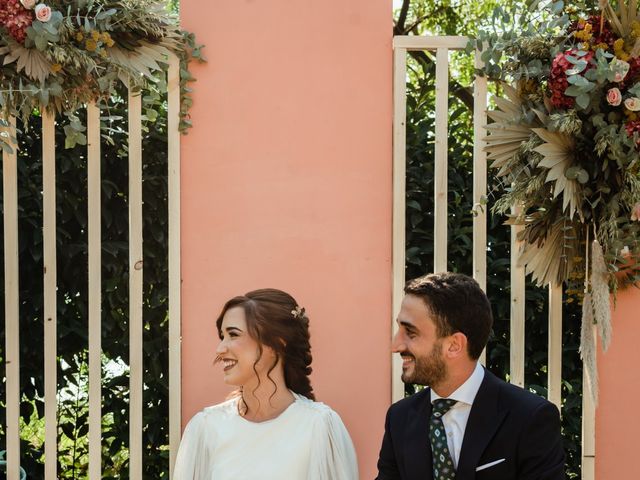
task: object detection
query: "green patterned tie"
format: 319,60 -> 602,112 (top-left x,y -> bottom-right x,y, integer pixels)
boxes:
429,398 -> 457,480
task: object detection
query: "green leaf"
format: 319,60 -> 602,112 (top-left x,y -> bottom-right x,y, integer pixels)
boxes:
576,93 -> 590,109
564,85 -> 583,97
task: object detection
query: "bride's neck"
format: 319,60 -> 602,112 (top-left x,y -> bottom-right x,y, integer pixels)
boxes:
240,372 -> 294,422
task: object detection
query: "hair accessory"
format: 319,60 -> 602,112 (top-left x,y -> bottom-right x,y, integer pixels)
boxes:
291,305 -> 305,319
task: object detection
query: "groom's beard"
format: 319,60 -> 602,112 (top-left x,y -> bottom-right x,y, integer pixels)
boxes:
401,340 -> 447,387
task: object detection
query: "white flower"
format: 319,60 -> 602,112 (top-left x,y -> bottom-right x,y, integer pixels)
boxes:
624,97 -> 640,112
35,3 -> 52,22
20,0 -> 37,9
620,246 -> 630,257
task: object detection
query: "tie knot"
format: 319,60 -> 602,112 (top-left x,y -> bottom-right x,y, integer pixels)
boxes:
432,398 -> 457,417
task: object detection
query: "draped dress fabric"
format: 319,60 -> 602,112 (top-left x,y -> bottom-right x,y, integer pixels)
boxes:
173,393 -> 359,480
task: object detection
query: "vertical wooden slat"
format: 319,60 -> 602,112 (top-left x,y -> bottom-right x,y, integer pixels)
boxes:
433,48 -> 449,273
87,102 -> 102,480
582,366 -> 596,480
548,283 -> 563,410
510,205 -> 525,387
167,54 -> 182,477
391,44 -> 407,403
3,116 -> 20,480
472,50 -> 488,366
128,86 -> 144,480
42,110 -> 57,480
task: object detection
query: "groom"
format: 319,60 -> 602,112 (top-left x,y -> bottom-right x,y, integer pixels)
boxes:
376,272 -> 565,480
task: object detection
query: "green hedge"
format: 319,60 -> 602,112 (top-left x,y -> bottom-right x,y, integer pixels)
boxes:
0,85 -> 172,478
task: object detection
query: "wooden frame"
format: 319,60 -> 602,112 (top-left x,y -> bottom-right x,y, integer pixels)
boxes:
391,36 -> 488,402
3,116 -> 20,480
391,33 -> 594,473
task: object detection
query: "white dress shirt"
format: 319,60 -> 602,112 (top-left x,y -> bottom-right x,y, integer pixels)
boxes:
430,362 -> 485,468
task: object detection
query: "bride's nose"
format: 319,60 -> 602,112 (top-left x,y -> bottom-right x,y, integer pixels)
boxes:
216,339 -> 228,354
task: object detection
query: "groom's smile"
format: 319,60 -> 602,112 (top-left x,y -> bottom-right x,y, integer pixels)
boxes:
392,294 -> 448,387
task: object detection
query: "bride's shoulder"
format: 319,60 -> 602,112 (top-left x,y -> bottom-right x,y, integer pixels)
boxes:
201,397 -> 238,417
186,397 -> 238,427
293,394 -> 344,422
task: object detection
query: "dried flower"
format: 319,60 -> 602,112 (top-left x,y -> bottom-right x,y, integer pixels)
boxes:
631,203 -> 640,221
20,0 -> 35,8
91,30 -> 100,41
85,38 -> 97,52
50,63 -> 62,74
624,97 -> 640,111
34,3 -> 52,22
606,87 -> 622,105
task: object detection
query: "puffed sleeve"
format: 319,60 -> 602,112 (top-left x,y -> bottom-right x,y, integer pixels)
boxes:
308,407 -> 359,480
173,411 -> 213,480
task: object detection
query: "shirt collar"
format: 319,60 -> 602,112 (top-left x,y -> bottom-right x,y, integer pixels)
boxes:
430,362 -> 485,406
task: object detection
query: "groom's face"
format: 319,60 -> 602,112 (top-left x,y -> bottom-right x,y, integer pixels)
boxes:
392,294 -> 447,387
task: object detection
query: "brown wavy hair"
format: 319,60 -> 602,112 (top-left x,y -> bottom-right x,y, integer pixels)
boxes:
215,288 -> 315,401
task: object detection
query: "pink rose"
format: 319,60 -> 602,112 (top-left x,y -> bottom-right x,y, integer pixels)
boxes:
632,203 -> 640,221
607,88 -> 622,106
34,4 -> 52,22
20,0 -> 37,9
624,97 -> 640,112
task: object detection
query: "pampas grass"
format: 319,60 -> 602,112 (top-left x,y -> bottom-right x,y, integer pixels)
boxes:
580,292 -> 599,404
591,239 -> 612,351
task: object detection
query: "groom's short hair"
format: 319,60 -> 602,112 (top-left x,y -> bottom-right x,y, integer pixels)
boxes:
404,272 -> 492,359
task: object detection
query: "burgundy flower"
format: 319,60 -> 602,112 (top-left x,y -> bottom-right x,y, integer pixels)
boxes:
626,119 -> 640,149
548,50 -> 593,109
0,0 -> 34,43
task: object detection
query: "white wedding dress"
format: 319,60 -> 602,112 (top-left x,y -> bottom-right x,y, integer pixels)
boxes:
173,393 -> 359,480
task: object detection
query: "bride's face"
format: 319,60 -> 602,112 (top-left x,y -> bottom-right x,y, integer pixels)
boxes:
216,306 -> 276,388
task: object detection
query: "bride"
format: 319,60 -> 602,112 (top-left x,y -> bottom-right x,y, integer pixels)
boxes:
173,288 -> 359,479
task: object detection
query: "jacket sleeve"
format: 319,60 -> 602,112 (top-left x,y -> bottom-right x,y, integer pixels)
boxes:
516,401 -> 565,480
376,407 -> 401,480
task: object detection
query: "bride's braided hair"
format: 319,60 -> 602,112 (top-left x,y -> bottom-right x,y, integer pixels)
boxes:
215,288 -> 315,400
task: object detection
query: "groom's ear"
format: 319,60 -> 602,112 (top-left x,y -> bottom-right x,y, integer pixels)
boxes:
444,332 -> 468,359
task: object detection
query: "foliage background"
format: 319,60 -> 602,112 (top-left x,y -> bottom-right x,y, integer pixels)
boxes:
395,0 -> 584,477
0,83 -> 172,478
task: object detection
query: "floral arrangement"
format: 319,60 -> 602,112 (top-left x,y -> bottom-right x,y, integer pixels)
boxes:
471,0 -> 640,401
0,0 -> 203,149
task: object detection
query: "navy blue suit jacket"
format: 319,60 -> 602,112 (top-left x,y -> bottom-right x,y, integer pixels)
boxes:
376,369 -> 565,480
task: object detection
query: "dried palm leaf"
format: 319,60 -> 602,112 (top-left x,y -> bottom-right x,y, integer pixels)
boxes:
0,43 -> 51,84
107,41 -> 171,79
532,128 -> 580,217
485,84 -> 538,177
602,0 -> 638,37
517,218 -> 574,286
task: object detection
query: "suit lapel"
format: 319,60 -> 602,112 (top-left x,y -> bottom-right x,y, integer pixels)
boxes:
403,389 -> 433,480
456,370 -> 508,479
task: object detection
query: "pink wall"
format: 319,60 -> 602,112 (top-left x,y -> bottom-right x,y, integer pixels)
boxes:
596,286 -> 640,477
180,1 -> 392,477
